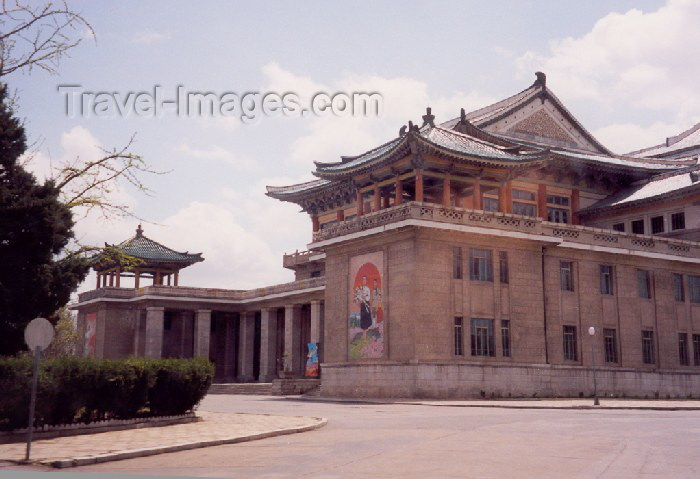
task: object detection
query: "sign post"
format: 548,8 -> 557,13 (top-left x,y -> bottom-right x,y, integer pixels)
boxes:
23,317 -> 54,462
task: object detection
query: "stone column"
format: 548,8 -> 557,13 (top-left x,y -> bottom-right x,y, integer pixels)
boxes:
312,215 -> 320,233
310,300 -> 322,344
284,304 -> 302,376
238,311 -> 256,382
395,176 -> 403,205
571,188 -> 580,225
442,176 -> 451,207
538,183 -> 547,219
415,170 -> 424,202
473,178 -> 481,210
356,189 -> 364,216
193,309 -> 211,358
373,184 -> 381,211
145,307 -> 165,358
259,308 -> 278,382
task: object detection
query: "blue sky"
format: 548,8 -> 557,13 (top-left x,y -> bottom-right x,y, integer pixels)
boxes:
8,0 -> 700,292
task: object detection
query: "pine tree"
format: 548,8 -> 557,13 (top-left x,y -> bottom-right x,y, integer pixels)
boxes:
0,83 -> 89,356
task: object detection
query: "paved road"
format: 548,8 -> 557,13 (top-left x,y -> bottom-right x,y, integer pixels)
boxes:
60,395 -> 700,478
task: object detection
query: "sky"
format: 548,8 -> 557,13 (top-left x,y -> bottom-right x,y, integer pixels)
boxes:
7,0 -> 700,293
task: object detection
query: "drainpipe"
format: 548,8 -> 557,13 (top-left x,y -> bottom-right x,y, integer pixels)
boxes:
541,246 -> 550,364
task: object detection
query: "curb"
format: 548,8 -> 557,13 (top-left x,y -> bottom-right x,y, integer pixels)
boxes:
286,396 -> 700,411
38,418 -> 327,469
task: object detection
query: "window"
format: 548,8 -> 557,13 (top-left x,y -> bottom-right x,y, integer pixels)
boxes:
560,261 -> 574,292
512,188 -> 537,217
694,334 -> 700,366
651,216 -> 665,234
499,251 -> 509,284
453,246 -> 463,279
482,186 -> 499,212
603,328 -> 618,363
563,325 -> 578,361
642,330 -> 655,365
546,194 -> 571,224
631,219 -> 645,235
310,270 -> 322,278
471,319 -> 495,356
600,265 -> 614,295
501,320 -> 511,357
674,274 -> 685,302
679,333 -> 689,366
671,212 -> 686,231
482,197 -> 499,212
454,317 -> 464,356
637,270 -> 651,299
612,222 -> 625,232
469,249 -> 493,282
690,276 -> 700,303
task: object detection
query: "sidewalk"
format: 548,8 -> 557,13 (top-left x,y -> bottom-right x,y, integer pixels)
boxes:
294,396 -> 700,410
0,411 -> 326,469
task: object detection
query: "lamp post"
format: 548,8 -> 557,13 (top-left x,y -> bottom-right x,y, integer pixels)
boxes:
588,326 -> 600,406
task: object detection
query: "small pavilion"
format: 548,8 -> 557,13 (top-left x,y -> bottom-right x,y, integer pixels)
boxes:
94,225 -> 204,288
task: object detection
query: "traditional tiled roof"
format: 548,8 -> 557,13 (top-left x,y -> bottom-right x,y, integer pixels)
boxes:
266,178 -> 331,198
627,122 -> 700,160
580,166 -> 700,214
110,225 -> 204,265
550,149 -> 683,171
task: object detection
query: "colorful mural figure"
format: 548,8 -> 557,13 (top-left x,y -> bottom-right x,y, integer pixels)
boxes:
349,251 -> 384,360
84,313 -> 97,357
305,342 -> 319,377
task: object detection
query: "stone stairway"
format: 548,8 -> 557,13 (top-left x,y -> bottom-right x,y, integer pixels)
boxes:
208,383 -> 273,395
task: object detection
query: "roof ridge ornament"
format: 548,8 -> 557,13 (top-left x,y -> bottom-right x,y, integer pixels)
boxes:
136,224 -> 143,237
421,107 -> 435,127
460,108 -> 467,124
534,71 -> 547,90
399,124 -> 407,136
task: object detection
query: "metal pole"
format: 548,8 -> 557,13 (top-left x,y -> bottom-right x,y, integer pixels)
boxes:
592,343 -> 599,406
25,346 -> 40,461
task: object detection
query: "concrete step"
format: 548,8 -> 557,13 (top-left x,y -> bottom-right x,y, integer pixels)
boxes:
208,383 -> 273,395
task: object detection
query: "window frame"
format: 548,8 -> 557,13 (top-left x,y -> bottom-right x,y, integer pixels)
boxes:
671,211 -> 686,231
642,330 -> 655,365
499,251 -> 509,284
612,222 -> 625,232
563,325 -> 578,361
631,219 -> 645,235
693,334 -> 700,366
546,194 -> 571,224
452,246 -> 463,280
453,317 -> 464,356
511,188 -> 538,218
637,269 -> 651,299
679,332 -> 690,366
560,261 -> 574,292
469,248 -> 493,282
673,273 -> 685,302
689,275 -> 700,304
600,265 -> 614,295
501,320 -> 511,358
603,328 -> 618,364
651,215 -> 665,235
470,318 -> 495,357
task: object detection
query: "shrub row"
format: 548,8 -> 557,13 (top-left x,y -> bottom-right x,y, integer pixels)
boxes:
0,356 -> 213,431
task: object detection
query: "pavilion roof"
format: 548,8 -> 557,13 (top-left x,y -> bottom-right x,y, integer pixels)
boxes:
102,225 -> 204,268
627,122 -> 700,160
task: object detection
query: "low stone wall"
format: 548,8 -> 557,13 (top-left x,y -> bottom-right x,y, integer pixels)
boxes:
271,378 -> 320,395
320,361 -> 700,399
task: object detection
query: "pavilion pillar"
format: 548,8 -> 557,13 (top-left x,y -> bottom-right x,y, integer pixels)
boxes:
134,270 -> 141,289
96,273 -> 100,289
382,191 -> 390,209
337,209 -> 345,222
312,215 -> 320,233
499,181 -> 512,213
473,178 -> 482,210
442,176 -> 451,207
284,304 -> 302,376
571,188 -> 580,225
537,184 -> 547,219
395,176 -> 403,205
166,274 -> 171,286
238,311 -> 256,382
373,184 -> 380,212
154,270 -> 160,286
356,190 -> 364,217
145,307 -> 165,358
115,268 -> 121,288
259,308 -> 278,382
193,309 -> 211,358
173,270 -> 179,286
415,170 -> 424,203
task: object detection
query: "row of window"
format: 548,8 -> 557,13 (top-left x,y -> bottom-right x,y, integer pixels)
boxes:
561,326 -> 700,367
453,247 -> 508,283
612,212 -> 685,235
482,188 -> 572,224
560,261 -> 700,302
453,317 -> 510,357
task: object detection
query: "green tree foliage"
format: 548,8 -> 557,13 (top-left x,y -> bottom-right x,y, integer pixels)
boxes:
41,307 -> 80,359
0,83 -> 89,356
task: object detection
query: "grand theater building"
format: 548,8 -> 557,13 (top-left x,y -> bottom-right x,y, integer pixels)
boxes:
74,73 -> 700,398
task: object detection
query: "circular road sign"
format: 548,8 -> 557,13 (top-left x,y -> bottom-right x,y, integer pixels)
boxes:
24,318 -> 55,351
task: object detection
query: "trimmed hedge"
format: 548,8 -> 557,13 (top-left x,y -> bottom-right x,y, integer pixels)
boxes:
0,357 -> 213,431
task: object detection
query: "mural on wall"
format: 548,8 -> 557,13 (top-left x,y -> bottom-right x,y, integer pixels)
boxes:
305,342 -> 319,377
348,251 -> 385,360
84,312 -> 97,357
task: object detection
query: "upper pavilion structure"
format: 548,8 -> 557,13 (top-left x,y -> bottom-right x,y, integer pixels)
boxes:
93,224 -> 204,288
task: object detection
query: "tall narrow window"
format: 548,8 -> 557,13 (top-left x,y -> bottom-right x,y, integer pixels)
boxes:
453,246 -> 463,279
651,216 -> 665,234
471,319 -> 495,356
499,251 -> 509,284
469,249 -> 493,282
546,194 -> 571,224
673,273 -> 685,302
612,222 -> 625,232
637,270 -> 651,299
671,212 -> 686,231
563,325 -> 578,361
454,317 -> 464,356
631,219 -> 645,235
600,265 -> 614,295
679,333 -> 689,366
482,186 -> 499,212
560,261 -> 574,291
642,330 -> 655,365
501,320 -> 511,357
689,276 -> 700,304
603,328 -> 618,363
693,334 -> 700,366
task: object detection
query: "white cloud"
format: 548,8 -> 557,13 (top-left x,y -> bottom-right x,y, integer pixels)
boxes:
176,143 -> 252,168
593,121 -> 689,154
130,31 -> 171,45
516,0 -> 700,151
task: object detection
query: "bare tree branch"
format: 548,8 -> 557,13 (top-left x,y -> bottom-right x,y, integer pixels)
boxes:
0,0 -> 95,77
